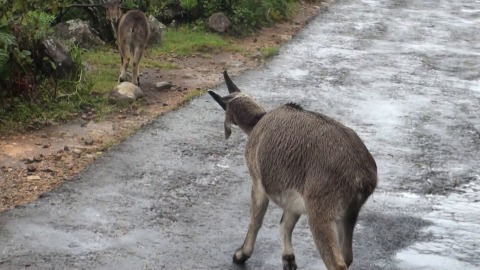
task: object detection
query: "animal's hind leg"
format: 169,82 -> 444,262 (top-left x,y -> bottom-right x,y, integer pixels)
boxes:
336,193 -> 368,267
336,209 -> 358,267
132,46 -> 144,86
306,199 -> 347,270
233,181 -> 269,264
280,211 -> 301,270
118,43 -> 130,83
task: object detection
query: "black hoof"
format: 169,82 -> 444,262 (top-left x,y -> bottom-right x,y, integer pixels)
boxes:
118,77 -> 125,83
233,250 -> 250,264
283,254 -> 297,270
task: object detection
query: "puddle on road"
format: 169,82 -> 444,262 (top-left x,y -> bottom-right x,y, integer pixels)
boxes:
397,252 -> 478,270
396,182 -> 480,269
473,80 -> 480,95
276,68 -> 310,81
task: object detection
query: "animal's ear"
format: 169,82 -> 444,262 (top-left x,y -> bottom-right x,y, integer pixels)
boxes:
223,70 -> 241,93
208,90 -> 226,110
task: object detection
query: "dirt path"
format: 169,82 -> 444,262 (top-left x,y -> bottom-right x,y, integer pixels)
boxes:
0,2 -> 325,212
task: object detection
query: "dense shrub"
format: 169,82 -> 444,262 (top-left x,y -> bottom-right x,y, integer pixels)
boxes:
1,0 -> 306,99
148,0 -> 301,34
0,0 -> 93,132
0,4 -> 57,99
0,0 -> 311,132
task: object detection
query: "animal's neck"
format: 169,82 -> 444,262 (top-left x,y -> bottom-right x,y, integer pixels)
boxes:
111,21 -> 122,39
110,13 -> 124,38
241,111 -> 266,136
111,21 -> 118,38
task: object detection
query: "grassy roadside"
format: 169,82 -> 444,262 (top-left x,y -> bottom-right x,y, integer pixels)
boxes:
0,0 -> 319,136
83,27 -> 237,94
0,27 -> 258,135
0,1 -> 323,212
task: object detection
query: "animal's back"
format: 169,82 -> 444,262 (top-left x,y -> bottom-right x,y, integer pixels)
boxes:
118,10 -> 150,46
247,103 -> 377,199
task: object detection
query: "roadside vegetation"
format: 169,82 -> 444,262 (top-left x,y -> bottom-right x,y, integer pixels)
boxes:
0,0 -> 317,135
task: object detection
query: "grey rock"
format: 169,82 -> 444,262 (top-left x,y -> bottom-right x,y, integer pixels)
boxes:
26,175 -> 41,181
155,82 -> 173,91
38,38 -> 77,79
53,19 -> 104,49
108,82 -> 144,104
72,149 -> 82,157
84,136 -> 94,146
208,12 -> 232,33
147,15 -> 167,46
80,119 -> 89,127
279,34 -> 293,42
26,164 -> 37,172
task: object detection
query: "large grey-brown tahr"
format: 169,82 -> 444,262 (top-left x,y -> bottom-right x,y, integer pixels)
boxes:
208,71 -> 378,270
104,0 -> 150,86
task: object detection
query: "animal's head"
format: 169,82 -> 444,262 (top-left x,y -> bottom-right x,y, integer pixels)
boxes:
208,71 -> 266,139
104,0 -> 123,23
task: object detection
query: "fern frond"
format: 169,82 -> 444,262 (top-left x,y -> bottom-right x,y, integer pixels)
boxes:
0,49 -> 9,81
0,29 -> 16,47
0,50 -> 8,64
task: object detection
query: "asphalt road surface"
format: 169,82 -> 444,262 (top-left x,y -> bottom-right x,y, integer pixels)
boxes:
1,0 -> 479,269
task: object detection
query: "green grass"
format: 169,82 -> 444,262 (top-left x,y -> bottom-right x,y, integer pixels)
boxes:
150,28 -> 230,56
82,47 -> 119,94
83,46 -> 179,94
0,27 -> 245,135
260,46 -> 279,59
0,81 -> 99,134
184,88 -> 205,103
142,58 -> 179,69
81,28 -> 235,97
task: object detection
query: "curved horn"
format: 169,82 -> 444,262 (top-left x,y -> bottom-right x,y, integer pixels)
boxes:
223,70 -> 241,93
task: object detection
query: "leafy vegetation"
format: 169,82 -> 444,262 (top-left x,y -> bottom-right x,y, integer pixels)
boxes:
80,26 -> 228,99
260,46 -> 280,59
149,0 -> 304,34
0,0 -> 314,134
0,1 -> 97,134
150,27 -> 229,56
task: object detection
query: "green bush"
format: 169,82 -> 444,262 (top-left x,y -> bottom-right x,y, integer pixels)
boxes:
0,26 -> 16,87
0,0 -> 310,133
0,10 -> 54,98
148,0 -> 300,34
0,0 -> 94,133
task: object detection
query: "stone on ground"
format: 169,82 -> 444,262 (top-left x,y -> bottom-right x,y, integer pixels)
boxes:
108,82 -> 144,104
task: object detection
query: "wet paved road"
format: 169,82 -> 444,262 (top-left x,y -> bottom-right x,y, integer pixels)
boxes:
1,0 -> 480,269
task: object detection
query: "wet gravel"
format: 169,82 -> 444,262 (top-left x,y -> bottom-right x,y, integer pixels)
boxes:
1,0 -> 479,269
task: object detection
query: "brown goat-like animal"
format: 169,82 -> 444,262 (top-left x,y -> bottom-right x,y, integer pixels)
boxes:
104,0 -> 150,86
208,71 -> 378,270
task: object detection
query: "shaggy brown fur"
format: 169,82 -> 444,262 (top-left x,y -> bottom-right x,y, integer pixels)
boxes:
208,71 -> 378,270
105,1 -> 150,86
